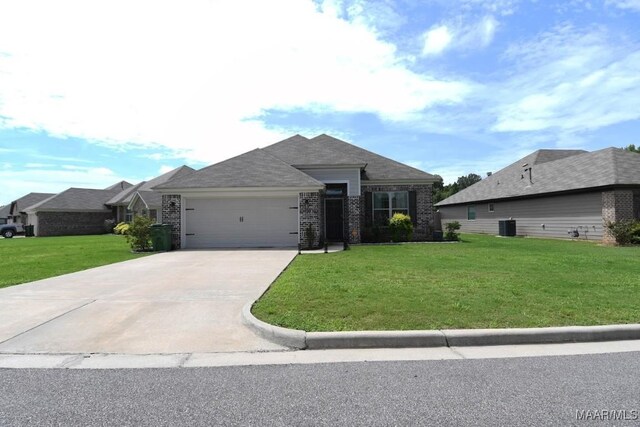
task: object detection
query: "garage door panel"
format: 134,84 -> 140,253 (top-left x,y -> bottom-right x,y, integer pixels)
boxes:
185,197 -> 298,248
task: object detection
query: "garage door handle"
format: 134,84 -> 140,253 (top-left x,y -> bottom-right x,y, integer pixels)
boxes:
289,232 -> 298,235
186,233 -> 195,236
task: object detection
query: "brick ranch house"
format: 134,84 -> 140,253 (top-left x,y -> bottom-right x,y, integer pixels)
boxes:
436,148 -> 640,244
155,134 -> 438,249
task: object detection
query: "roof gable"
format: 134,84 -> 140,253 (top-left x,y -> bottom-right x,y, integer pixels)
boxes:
156,149 -> 324,190
436,147 -> 640,206
9,192 -> 57,215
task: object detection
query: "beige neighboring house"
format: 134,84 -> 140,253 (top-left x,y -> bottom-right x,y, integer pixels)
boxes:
106,165 -> 194,223
436,148 -> 640,243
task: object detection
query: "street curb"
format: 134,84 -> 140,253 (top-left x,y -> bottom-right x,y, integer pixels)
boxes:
442,324 -> 640,347
306,331 -> 447,349
243,303 -> 640,349
241,303 -> 307,349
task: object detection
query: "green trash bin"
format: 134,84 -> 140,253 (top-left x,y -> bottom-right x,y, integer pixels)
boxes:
24,225 -> 35,237
151,224 -> 172,251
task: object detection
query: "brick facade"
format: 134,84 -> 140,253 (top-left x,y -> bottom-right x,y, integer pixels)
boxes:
162,194 -> 182,249
36,211 -> 113,237
299,191 -> 322,248
602,189 -> 636,244
360,184 -> 434,241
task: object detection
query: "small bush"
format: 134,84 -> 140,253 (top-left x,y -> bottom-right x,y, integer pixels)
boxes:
126,216 -> 153,251
304,224 -> 317,249
114,222 -> 130,235
606,219 -> 640,245
104,219 -> 116,234
388,213 -> 413,242
444,221 -> 461,241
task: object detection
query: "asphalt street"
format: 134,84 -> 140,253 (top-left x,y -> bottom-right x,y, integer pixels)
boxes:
2,351 -> 639,426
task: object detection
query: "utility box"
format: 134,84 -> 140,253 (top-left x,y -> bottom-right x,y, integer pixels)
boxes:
151,224 -> 172,251
498,220 -> 516,237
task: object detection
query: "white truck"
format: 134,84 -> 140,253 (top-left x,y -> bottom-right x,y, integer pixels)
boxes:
0,222 -> 24,238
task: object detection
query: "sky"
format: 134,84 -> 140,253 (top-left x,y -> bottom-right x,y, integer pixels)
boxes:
1,0 -> 639,205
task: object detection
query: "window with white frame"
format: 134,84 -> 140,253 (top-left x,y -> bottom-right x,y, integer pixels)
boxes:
125,209 -> 133,222
373,191 -> 408,224
488,203 -> 494,213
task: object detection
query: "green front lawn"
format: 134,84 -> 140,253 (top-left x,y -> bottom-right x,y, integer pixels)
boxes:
0,235 -> 149,288
253,235 -> 640,331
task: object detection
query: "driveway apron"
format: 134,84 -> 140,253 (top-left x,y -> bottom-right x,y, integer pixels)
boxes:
0,250 -> 295,354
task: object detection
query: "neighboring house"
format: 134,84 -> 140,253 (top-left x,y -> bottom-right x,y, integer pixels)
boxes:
2,193 -> 57,227
106,165 -> 194,222
154,134 -> 437,249
24,182 -> 132,237
435,148 -> 640,243
0,204 -> 10,224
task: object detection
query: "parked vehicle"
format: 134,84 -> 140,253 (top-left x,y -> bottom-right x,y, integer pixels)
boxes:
1,223 -> 24,238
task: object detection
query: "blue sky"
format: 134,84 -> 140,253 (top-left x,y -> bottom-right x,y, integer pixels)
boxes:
1,0 -> 639,205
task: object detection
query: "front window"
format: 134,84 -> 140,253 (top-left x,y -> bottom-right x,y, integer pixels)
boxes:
150,209 -> 158,222
373,191 -> 409,224
125,209 -> 133,222
467,205 -> 476,220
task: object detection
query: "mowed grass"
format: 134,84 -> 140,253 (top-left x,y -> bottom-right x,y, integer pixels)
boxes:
0,235 -> 149,288
252,234 -> 640,331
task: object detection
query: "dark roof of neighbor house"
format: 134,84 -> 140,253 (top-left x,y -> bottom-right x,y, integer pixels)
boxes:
106,165 -> 195,205
263,134 -> 436,182
436,147 -> 640,206
8,192 -> 57,215
155,148 -> 325,189
24,187 -> 123,212
104,181 -> 133,191
0,204 -> 10,219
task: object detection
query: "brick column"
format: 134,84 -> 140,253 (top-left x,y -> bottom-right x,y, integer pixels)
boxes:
299,192 -> 322,248
602,190 -> 634,244
162,194 -> 181,249
347,195 -> 361,243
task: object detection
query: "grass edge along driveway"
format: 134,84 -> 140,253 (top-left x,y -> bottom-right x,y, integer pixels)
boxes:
252,234 -> 640,331
0,235 -> 149,289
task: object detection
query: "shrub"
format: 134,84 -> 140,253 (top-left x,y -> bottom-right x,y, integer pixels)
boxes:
444,221 -> 461,241
104,219 -> 116,234
126,216 -> 153,251
606,219 -> 640,245
304,223 -> 317,249
388,213 -> 413,242
114,222 -> 130,235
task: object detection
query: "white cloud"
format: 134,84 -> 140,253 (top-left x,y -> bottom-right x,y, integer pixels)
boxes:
421,16 -> 498,57
0,0 -> 470,165
605,0 -> 640,11
492,25 -> 640,132
422,26 -> 453,55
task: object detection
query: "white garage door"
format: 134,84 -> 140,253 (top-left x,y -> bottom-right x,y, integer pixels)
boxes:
185,197 -> 299,248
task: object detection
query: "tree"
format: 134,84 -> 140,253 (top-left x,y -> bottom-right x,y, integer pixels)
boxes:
624,144 -> 640,153
456,173 -> 482,191
432,173 -> 482,204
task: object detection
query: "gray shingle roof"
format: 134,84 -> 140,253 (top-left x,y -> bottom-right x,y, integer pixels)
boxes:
263,134 -> 436,182
131,190 -> 162,208
104,181 -> 133,191
0,204 -> 10,219
106,165 -> 195,205
8,192 -> 57,215
156,149 -> 324,189
436,147 -> 640,206
25,187 -> 121,212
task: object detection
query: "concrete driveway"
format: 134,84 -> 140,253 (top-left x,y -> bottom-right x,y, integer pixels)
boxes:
0,250 -> 296,354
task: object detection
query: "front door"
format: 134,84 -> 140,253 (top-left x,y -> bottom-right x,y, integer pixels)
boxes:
325,198 -> 344,241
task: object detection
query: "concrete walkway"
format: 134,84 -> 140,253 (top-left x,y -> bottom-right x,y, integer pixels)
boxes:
0,250 -> 296,354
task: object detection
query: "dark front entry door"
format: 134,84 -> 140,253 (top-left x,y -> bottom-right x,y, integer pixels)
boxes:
325,199 -> 344,241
